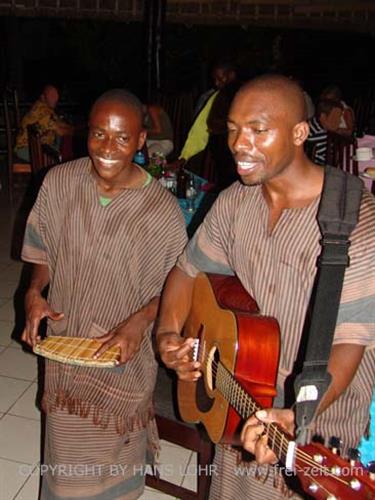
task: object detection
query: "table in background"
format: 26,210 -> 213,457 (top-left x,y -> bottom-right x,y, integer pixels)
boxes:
176,172 -> 217,236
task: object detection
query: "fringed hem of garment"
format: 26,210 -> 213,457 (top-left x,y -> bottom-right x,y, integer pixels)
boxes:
146,415 -> 161,464
42,390 -> 155,435
221,444 -> 295,497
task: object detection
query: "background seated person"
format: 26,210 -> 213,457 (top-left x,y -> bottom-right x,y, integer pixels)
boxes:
319,84 -> 355,136
144,103 -> 174,158
14,84 -> 74,162
306,98 -> 343,165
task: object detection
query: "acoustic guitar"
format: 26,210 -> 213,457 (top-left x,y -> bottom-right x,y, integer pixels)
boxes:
178,273 -> 375,499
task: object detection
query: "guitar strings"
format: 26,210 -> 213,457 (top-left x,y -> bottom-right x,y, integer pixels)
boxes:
198,350 -> 356,489
294,466 -> 334,496
207,355 -> 351,480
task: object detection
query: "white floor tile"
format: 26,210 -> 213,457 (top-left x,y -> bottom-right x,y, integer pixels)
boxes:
0,297 -> 10,308
158,441 -> 192,486
9,382 -> 41,420
0,282 -> 17,300
0,320 -> 14,347
14,466 -> 40,500
141,486 -> 177,499
10,339 -> 23,349
0,266 -> 22,284
0,262 -> 11,273
7,261 -> 24,271
0,376 -> 31,413
0,414 -> 40,464
0,347 -> 38,380
0,458 -> 31,500
0,299 -> 16,322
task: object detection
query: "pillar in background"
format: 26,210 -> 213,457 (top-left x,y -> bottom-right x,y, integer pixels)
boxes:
144,0 -> 167,99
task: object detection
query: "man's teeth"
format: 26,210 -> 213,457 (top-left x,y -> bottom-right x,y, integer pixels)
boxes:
98,158 -> 116,164
238,161 -> 257,171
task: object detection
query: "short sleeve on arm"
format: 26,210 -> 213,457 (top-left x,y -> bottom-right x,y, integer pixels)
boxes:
177,188 -> 236,278
333,193 -> 375,347
21,182 -> 48,265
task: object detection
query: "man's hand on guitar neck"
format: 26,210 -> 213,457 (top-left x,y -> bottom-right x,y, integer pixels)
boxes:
241,409 -> 295,465
157,332 -> 202,381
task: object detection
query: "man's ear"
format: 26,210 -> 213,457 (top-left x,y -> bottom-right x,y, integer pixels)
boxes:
138,129 -> 147,150
293,121 -> 309,146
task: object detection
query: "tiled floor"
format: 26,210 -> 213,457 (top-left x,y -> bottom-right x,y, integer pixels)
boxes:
0,188 -> 196,499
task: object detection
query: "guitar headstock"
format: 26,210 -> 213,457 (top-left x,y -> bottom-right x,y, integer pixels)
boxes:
292,441 -> 375,499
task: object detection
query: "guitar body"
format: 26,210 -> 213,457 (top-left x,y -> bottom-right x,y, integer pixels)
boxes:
178,273 -> 280,444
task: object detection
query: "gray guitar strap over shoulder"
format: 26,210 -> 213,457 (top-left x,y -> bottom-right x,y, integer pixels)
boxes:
294,166 -> 363,445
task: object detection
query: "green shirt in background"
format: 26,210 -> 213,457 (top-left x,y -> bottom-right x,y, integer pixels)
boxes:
179,90 -> 218,162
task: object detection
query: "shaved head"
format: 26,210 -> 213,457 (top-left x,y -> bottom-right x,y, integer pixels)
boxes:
91,89 -> 144,124
236,74 -> 307,124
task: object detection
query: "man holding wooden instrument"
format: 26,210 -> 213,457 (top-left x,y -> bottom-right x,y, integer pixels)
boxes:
157,75 -> 375,498
21,89 -> 187,500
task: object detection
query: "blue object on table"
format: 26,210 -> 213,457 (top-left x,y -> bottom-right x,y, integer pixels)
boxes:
358,390 -> 375,465
179,189 -> 207,226
133,151 -> 146,166
177,172 -> 207,227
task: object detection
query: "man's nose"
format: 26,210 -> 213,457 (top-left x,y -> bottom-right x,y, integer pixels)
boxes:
101,137 -> 114,155
231,130 -> 251,153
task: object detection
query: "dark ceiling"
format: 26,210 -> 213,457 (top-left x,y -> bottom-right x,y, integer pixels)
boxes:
1,0 -> 375,33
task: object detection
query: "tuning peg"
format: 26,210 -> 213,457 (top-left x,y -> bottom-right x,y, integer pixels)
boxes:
347,448 -> 361,466
311,433 -> 325,445
329,436 -> 342,455
367,460 -> 375,481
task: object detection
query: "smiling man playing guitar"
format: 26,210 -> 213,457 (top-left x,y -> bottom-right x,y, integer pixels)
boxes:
157,74 -> 375,499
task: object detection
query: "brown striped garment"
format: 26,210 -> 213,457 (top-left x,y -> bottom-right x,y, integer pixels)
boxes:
177,173 -> 375,499
22,157 -> 187,499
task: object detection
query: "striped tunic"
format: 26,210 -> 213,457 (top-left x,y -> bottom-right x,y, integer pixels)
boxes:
177,174 -> 375,498
22,157 -> 187,499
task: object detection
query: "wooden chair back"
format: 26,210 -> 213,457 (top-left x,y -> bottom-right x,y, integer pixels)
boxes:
2,88 -> 31,204
42,143 -> 62,167
326,132 -> 358,176
28,124 -> 62,175
145,365 -> 213,499
353,91 -> 375,135
27,124 -> 44,175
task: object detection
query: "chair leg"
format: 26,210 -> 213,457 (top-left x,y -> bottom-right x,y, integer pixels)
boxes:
196,441 -> 214,500
145,415 -> 214,499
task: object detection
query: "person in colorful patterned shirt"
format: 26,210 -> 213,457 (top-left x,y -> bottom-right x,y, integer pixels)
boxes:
157,75 -> 375,499
15,84 -> 74,161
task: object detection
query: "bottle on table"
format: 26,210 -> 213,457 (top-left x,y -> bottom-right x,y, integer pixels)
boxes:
186,175 -> 198,212
176,165 -> 188,199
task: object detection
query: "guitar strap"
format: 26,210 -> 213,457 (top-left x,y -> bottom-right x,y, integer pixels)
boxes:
294,165 -> 363,445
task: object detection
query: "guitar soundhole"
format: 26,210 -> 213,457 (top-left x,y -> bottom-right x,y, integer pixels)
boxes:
195,345 -> 219,413
206,345 -> 219,391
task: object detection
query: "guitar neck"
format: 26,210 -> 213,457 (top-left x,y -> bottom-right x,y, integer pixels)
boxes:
216,361 -> 290,464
